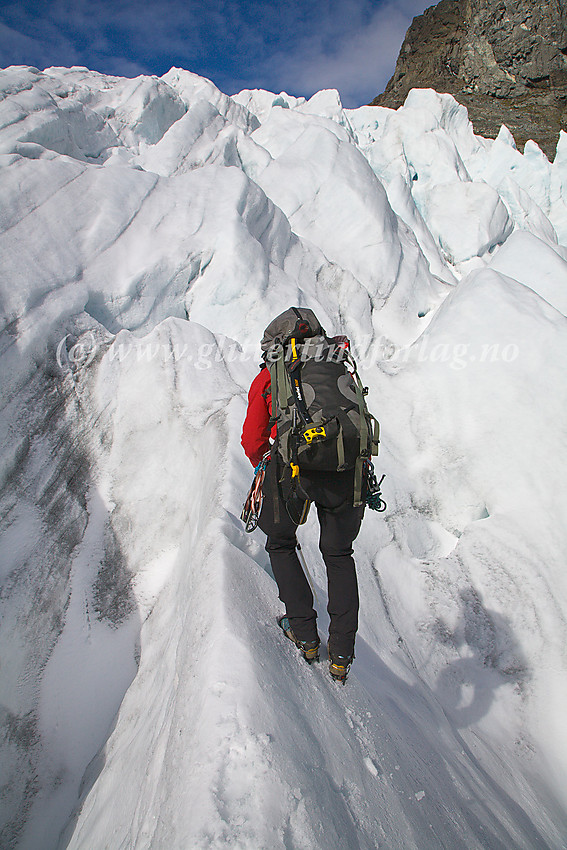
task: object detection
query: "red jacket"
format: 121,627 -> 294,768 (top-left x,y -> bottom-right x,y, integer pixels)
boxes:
241,366 -> 276,466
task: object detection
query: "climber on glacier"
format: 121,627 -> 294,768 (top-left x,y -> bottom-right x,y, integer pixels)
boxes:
241,307 -> 382,682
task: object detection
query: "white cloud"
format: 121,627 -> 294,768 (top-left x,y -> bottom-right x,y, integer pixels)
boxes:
245,0 -> 432,106
0,19 -> 78,69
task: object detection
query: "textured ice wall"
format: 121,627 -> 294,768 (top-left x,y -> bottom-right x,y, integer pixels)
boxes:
1,65 -> 567,849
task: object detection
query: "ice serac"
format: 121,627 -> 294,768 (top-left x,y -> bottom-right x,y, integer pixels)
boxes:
249,94 -> 448,346
1,63 -> 567,850
232,88 -> 306,125
424,180 -> 513,264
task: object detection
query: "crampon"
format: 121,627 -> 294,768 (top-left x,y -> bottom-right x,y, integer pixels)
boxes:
328,646 -> 353,684
278,617 -> 320,664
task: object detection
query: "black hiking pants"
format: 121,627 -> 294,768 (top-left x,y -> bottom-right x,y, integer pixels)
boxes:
258,456 -> 364,657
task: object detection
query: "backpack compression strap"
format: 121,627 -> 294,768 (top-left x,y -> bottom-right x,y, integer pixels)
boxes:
349,354 -> 380,506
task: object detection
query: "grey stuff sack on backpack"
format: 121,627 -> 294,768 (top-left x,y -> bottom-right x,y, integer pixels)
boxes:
261,306 -> 323,352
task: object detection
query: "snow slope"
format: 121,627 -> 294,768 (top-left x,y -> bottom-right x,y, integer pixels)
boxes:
1,64 -> 567,849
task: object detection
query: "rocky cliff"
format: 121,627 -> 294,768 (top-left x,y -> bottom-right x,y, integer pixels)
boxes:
372,0 -> 567,160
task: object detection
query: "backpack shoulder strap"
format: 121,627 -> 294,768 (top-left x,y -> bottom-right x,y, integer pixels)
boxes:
268,344 -> 295,465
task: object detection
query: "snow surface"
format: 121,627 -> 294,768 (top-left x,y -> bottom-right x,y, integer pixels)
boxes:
1,64 -> 567,849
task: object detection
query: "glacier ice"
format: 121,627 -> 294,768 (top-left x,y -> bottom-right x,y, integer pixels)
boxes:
1,64 -> 567,850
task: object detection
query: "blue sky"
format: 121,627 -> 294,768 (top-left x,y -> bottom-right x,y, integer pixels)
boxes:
0,0 -> 431,106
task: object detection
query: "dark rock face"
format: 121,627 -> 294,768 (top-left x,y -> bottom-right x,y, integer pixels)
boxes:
372,0 -> 567,160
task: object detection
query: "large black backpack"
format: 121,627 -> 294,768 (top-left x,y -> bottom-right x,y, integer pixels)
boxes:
261,307 -> 380,507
